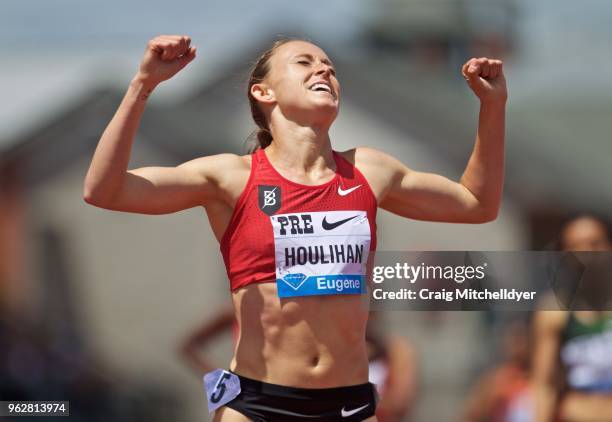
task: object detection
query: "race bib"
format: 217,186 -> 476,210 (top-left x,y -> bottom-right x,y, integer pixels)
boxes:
271,210 -> 371,298
203,369 -> 241,413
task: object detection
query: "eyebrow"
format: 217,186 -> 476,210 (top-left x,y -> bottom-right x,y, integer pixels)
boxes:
293,53 -> 335,67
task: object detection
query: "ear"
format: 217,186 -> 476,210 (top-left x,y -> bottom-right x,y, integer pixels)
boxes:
251,83 -> 275,105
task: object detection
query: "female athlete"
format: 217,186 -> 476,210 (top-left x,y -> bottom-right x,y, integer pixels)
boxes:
83,34 -> 506,421
532,214 -> 612,422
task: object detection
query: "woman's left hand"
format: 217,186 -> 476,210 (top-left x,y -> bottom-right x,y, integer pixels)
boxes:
461,57 -> 507,104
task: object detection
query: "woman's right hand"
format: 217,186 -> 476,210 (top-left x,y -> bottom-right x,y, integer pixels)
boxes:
135,35 -> 197,89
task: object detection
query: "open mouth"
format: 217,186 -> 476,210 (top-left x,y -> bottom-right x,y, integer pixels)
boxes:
308,82 -> 335,98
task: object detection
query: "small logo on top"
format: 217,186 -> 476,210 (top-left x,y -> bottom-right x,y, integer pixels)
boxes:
258,185 -> 281,215
337,184 -> 362,196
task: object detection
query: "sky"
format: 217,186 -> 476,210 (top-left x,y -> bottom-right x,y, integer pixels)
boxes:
1,0 -> 611,145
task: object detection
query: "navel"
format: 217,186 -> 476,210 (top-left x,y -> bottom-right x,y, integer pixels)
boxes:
310,355 -> 320,367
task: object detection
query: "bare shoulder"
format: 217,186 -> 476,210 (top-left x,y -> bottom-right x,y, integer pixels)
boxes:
181,153 -> 252,203
534,309 -> 569,333
336,147 -> 399,203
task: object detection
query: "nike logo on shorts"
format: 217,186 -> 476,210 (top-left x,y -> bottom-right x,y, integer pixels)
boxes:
322,215 -> 359,230
337,184 -> 362,196
341,403 -> 369,417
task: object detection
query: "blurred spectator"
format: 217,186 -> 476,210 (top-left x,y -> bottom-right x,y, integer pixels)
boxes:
532,214 -> 612,422
366,312 -> 418,422
462,318 -> 533,422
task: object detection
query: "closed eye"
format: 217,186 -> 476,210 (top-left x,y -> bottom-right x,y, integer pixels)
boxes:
296,61 -> 337,76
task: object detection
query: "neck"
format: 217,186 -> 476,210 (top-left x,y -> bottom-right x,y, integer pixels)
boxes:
266,118 -> 335,175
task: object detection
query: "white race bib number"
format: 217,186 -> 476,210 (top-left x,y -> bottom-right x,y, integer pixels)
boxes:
203,369 -> 241,413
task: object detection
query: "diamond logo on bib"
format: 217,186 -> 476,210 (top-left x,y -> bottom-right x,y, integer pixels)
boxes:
282,273 -> 308,290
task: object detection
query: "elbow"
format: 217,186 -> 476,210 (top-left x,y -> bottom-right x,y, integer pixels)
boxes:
470,205 -> 500,224
82,183 -> 112,208
82,186 -> 96,205
481,207 -> 500,223
177,341 -> 191,360
82,183 -> 101,206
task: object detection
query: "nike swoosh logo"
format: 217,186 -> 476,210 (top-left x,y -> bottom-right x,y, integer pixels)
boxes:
322,215 -> 359,230
341,403 -> 369,417
337,184 -> 362,196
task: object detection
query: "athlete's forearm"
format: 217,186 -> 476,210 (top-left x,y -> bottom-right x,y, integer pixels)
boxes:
459,100 -> 506,220
180,345 -> 216,375
83,75 -> 156,205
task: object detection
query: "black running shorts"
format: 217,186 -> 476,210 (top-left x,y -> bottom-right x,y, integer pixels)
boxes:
221,371 -> 378,421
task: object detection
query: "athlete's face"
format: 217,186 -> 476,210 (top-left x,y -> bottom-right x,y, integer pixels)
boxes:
561,217 -> 612,251
259,41 -> 340,120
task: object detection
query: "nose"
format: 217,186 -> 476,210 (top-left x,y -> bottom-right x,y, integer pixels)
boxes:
314,62 -> 333,76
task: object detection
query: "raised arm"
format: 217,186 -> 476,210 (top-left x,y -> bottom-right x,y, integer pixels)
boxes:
362,57 -> 506,224
83,35 -> 224,214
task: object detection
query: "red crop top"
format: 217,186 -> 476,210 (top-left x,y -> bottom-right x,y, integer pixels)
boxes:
220,148 -> 378,291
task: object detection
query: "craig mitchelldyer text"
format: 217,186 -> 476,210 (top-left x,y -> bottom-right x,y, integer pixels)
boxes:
372,288 -> 537,302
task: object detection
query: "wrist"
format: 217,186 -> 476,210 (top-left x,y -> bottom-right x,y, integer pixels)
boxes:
480,97 -> 507,108
130,74 -> 158,97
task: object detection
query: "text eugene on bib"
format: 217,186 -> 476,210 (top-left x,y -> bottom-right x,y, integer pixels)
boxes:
270,210 -> 371,298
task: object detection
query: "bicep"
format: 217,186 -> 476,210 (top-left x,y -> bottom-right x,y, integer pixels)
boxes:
380,167 -> 483,223
102,158 -> 218,215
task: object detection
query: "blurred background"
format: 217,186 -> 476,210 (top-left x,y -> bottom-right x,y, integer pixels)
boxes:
1,0 -> 611,420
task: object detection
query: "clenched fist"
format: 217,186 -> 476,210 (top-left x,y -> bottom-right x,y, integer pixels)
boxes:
461,57 -> 507,104
135,35 -> 197,89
